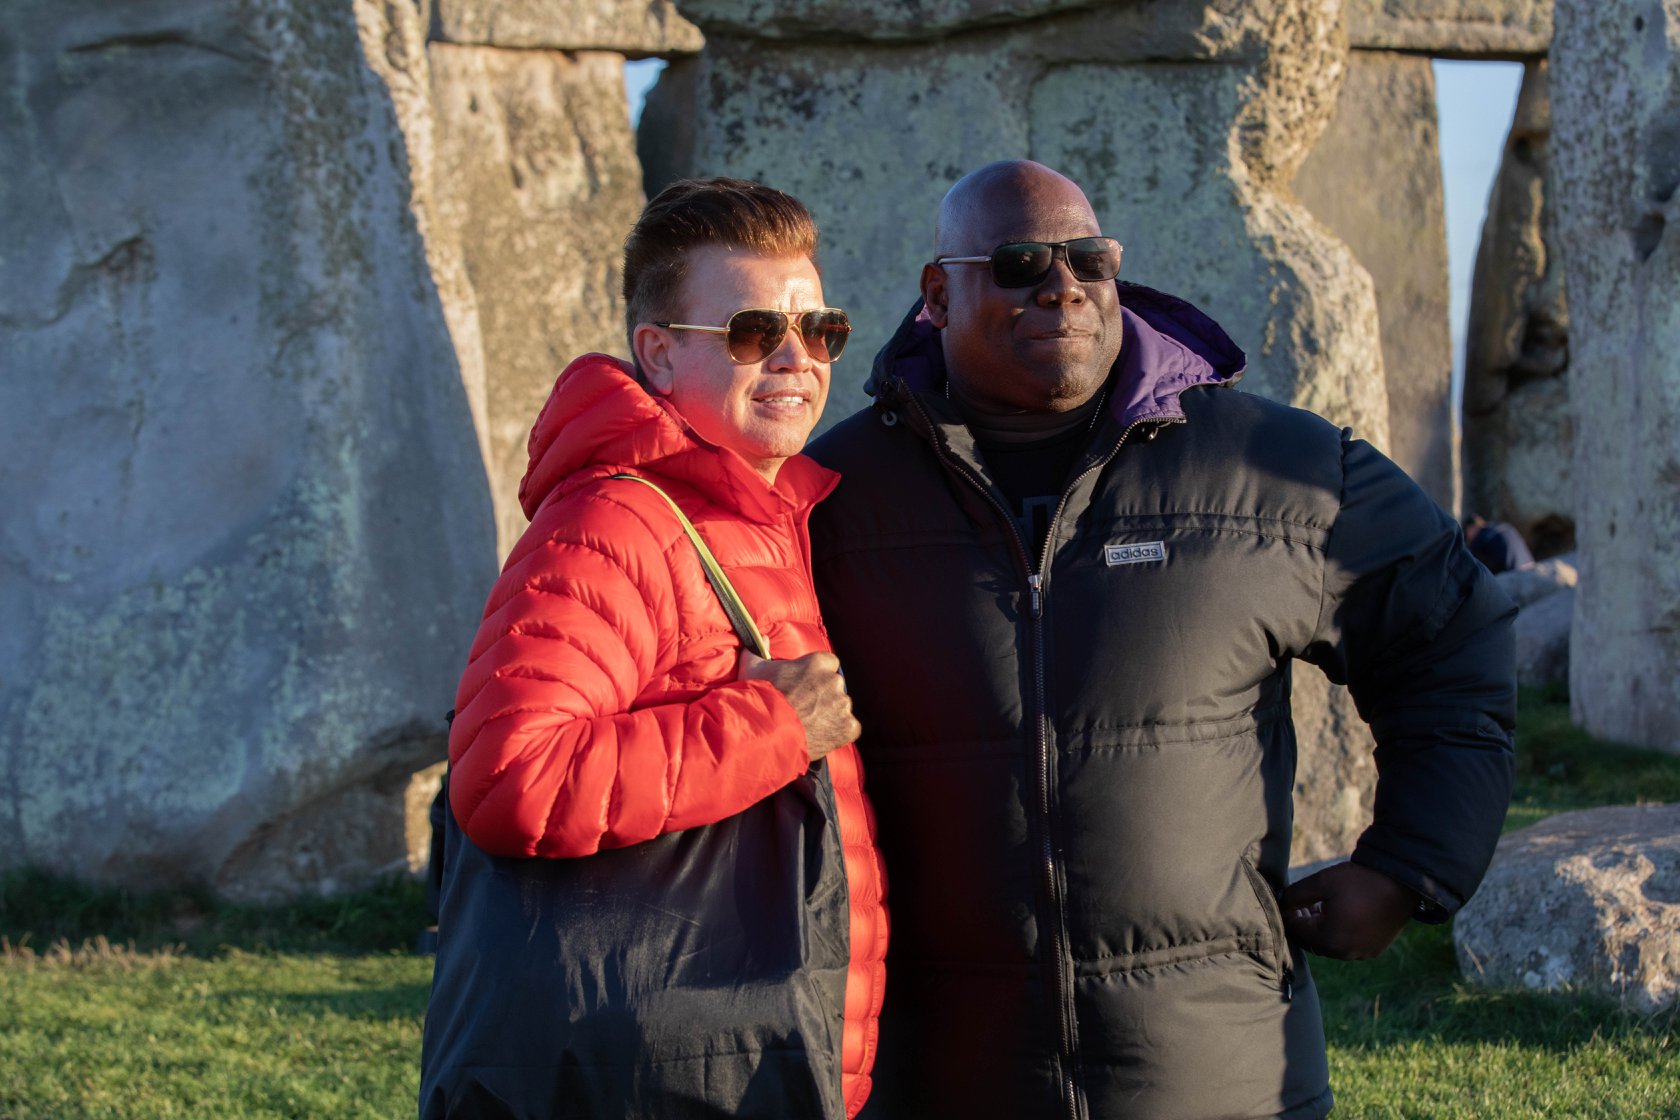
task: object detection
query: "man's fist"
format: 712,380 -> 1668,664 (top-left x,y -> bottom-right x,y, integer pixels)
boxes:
1281,861 -> 1418,960
737,649 -> 861,762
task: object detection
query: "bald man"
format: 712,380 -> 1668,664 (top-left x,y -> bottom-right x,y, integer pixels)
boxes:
806,161 -> 1516,1119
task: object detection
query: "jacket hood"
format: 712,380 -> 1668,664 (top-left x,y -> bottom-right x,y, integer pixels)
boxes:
517,354 -> 837,523
865,281 -> 1247,428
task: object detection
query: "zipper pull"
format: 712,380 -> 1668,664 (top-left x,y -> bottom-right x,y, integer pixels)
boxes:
1028,573 -> 1044,618
1282,967 -> 1294,1002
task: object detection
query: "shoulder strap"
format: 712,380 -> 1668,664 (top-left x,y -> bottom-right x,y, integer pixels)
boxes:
608,474 -> 772,659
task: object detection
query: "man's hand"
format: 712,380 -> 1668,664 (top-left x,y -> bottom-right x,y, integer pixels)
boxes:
737,649 -> 860,762
1281,861 -> 1418,960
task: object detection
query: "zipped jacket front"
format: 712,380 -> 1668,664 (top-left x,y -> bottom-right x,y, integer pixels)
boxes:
807,286 -> 1516,1120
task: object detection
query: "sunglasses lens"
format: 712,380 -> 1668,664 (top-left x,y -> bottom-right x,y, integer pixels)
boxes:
985,239 -> 1123,287
1065,237 -> 1123,282
799,309 -> 851,362
990,243 -> 1057,288
724,309 -> 788,363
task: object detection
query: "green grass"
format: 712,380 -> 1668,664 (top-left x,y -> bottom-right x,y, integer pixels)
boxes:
1316,923 -> 1678,1118
1502,686 -> 1680,832
0,876 -> 433,1119
1,691 -> 1677,1118
0,947 -> 429,1119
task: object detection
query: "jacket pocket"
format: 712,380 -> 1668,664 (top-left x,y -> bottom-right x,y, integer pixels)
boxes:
1240,857 -> 1294,1000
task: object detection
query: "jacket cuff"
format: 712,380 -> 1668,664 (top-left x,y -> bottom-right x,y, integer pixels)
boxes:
1349,845 -> 1456,924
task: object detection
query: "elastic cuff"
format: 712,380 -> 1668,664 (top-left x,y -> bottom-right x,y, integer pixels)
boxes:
1349,845 -> 1456,923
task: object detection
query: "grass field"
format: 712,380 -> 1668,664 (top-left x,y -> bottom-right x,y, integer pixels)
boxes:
3,691 -> 1677,1119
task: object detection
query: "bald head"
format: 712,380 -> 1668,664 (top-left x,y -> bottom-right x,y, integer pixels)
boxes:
934,160 -> 1099,258
922,159 -> 1123,416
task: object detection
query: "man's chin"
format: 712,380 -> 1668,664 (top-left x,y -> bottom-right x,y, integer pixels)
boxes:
1016,362 -> 1107,408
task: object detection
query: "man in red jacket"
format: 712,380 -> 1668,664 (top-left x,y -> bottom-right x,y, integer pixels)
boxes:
421,178 -> 888,1119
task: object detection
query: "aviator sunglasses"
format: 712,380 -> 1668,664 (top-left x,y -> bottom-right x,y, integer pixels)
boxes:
656,307 -> 852,364
935,236 -> 1124,289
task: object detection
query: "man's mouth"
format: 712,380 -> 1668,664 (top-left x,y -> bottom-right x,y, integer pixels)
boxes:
1022,317 -> 1096,340
753,390 -> 811,410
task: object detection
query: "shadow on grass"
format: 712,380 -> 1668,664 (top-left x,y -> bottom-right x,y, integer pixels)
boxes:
0,867 -> 429,958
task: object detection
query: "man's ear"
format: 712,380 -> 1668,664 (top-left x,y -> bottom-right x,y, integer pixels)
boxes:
633,323 -> 676,395
921,263 -> 950,329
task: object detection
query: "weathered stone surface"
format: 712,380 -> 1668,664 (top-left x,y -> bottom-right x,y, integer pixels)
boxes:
1496,554 -> 1576,689
428,43 -> 645,555
1513,585 -> 1572,688
1294,50 -> 1456,508
1346,0 -> 1552,56
0,0 -> 496,899
1495,551 -> 1576,608
431,0 -> 702,53
1551,0 -> 1680,753
674,0 -> 1208,42
1289,666 -> 1379,865
672,1 -> 1390,449
1455,804 -> 1680,1014
1462,61 -> 1573,557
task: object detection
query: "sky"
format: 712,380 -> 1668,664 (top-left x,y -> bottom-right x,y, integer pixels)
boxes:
623,57 -> 1528,392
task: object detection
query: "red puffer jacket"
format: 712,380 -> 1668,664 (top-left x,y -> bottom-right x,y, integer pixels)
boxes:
448,354 -> 887,1116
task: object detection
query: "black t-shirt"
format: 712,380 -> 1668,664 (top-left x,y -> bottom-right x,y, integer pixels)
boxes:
976,423 -> 1092,559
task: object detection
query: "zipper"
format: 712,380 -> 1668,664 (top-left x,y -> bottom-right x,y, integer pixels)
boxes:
903,387 -> 1182,1120
1031,416 -> 1178,1120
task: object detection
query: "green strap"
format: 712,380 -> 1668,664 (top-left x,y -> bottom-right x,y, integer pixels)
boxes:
609,474 -> 772,660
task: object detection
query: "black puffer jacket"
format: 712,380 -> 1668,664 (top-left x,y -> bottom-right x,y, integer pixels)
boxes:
807,284 -> 1516,1120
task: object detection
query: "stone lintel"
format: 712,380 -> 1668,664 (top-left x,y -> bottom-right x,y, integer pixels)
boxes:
1346,0 -> 1552,58
429,0 -> 703,55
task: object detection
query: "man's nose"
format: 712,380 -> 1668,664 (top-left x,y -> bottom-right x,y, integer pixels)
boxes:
765,321 -> 816,371
1035,250 -> 1086,305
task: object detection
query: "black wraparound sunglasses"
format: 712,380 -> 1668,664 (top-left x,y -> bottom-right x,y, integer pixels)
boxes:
655,307 -> 852,364
935,237 -> 1124,289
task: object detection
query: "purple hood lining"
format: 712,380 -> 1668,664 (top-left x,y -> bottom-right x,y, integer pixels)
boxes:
865,281 -> 1247,428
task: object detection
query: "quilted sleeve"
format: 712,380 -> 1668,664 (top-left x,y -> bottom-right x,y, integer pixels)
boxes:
1302,434 -> 1518,918
446,494 -> 812,859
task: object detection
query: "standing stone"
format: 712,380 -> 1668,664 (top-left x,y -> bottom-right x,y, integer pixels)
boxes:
667,0 -> 1388,857
1295,50 -> 1457,509
1462,61 -> 1573,557
1551,0 -> 1680,752
0,0 -> 497,899
1288,668 -> 1378,865
414,0 -> 690,557
670,0 -> 1391,444
428,43 -> 648,555
1495,553 -> 1579,693
637,55 -> 701,198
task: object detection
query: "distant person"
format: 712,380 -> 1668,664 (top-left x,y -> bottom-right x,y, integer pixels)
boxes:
420,178 -> 886,1119
805,159 -> 1516,1119
1465,514 -> 1536,573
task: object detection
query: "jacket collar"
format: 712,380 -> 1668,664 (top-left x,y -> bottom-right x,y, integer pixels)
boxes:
519,354 -> 838,525
865,281 -> 1246,427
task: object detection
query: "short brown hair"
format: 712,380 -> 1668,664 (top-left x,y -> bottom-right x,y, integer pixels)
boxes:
622,177 -> 820,356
